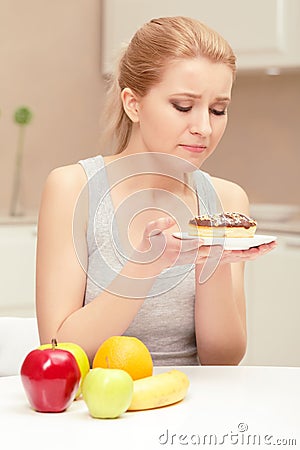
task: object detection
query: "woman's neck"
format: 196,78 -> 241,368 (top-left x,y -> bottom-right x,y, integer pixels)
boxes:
104,146 -> 192,194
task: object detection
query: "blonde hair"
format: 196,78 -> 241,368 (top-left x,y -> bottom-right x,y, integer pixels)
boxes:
101,16 -> 236,154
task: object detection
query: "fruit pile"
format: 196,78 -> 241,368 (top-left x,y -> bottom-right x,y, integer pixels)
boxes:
20,336 -> 190,419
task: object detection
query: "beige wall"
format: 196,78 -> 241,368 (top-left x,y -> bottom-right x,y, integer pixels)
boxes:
1,1 -> 299,217
0,0 -> 104,216
202,71 -> 300,206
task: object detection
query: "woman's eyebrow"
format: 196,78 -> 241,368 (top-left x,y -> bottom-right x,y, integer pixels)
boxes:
215,96 -> 231,102
170,92 -> 231,101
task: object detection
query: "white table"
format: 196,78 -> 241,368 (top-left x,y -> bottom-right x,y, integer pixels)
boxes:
1,366 -> 299,450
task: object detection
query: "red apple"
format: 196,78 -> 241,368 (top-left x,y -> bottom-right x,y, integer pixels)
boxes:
20,339 -> 80,413
38,342 -> 90,399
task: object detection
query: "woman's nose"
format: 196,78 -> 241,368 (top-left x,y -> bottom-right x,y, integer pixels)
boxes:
189,112 -> 212,137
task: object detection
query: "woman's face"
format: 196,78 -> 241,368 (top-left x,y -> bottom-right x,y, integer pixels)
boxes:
132,57 -> 233,168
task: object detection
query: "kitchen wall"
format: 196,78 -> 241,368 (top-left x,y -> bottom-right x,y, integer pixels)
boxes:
1,1 -> 299,217
0,0 -> 105,217
202,71 -> 300,206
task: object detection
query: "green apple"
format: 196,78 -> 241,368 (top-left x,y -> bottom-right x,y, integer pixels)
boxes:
38,341 -> 90,399
82,368 -> 133,419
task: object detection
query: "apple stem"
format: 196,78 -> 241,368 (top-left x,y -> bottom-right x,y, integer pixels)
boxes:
51,338 -> 58,350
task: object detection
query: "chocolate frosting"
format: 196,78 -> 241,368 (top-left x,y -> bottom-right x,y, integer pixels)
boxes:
189,212 -> 257,229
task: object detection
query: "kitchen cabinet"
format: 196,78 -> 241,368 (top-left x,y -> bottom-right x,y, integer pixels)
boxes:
102,0 -> 300,73
0,225 -> 37,317
242,233 -> 300,367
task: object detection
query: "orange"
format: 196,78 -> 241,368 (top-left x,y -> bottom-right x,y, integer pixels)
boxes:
92,336 -> 153,380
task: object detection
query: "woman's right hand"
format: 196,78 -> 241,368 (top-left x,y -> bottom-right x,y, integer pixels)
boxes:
132,217 -> 204,275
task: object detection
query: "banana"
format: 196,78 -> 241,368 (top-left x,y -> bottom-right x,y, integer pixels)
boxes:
127,369 -> 190,411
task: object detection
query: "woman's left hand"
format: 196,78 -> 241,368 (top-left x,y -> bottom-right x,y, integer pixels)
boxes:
195,240 -> 277,265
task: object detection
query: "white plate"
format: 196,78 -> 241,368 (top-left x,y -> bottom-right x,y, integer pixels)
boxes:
172,233 -> 277,250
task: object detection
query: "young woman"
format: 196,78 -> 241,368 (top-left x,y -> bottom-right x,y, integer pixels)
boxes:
36,17 -> 275,365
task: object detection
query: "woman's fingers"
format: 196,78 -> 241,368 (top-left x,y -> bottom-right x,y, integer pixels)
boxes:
179,237 -> 204,252
143,217 -> 175,238
193,240 -> 277,265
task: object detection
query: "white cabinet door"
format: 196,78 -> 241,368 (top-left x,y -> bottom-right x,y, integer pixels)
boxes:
242,235 -> 300,367
0,225 -> 37,317
102,0 -> 300,73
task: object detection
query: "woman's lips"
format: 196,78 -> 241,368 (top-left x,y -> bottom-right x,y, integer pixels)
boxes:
180,144 -> 207,153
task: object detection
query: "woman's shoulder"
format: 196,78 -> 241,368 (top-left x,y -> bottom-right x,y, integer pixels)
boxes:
38,163 -> 89,230
210,175 -> 250,214
44,163 -> 87,194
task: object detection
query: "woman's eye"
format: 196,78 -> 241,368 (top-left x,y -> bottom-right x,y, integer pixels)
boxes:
210,108 -> 227,116
172,103 -> 192,113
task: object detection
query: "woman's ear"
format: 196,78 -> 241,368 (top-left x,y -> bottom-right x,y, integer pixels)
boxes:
121,88 -> 140,123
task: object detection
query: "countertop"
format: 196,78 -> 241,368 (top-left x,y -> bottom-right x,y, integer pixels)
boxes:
0,215 -> 37,225
1,366 -> 299,450
250,203 -> 300,235
257,216 -> 300,235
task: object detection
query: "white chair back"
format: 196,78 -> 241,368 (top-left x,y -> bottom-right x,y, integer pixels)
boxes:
0,317 -> 40,376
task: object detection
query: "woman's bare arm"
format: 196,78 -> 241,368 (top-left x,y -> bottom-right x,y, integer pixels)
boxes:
36,166 -> 196,361
36,166 -> 152,361
194,179 -> 255,365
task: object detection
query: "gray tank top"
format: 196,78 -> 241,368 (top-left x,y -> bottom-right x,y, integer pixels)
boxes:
78,155 -> 218,366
